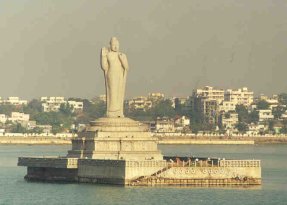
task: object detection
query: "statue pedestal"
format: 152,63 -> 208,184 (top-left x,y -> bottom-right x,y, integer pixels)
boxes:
67,117 -> 163,161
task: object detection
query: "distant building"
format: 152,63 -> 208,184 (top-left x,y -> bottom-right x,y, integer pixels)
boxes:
148,92 -> 165,102
247,123 -> 266,135
192,96 -> 219,125
67,101 -> 83,112
219,101 -> 236,112
258,110 -> 274,122
225,87 -> 254,106
193,86 -> 225,103
36,125 -> 52,133
155,117 -> 175,133
99,94 -> 107,102
221,113 -> 238,130
41,97 -> 66,112
41,97 -> 83,112
128,96 -> 152,111
258,94 -> 279,109
0,114 -> 7,123
174,116 -> 190,132
8,112 -> 30,123
3,97 -> 28,106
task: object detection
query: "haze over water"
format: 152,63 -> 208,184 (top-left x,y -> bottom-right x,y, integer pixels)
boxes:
1,144 -> 287,205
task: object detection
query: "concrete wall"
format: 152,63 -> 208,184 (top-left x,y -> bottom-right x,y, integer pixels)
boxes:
158,166 -> 261,180
26,167 -> 78,182
125,160 -> 166,180
77,159 -> 126,184
0,137 -> 70,144
18,157 -> 78,168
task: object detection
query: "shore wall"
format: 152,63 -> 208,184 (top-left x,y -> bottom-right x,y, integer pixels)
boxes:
159,139 -> 254,145
0,137 -> 71,145
2,136 -> 287,145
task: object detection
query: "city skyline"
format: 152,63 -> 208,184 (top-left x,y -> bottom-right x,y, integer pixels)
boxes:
0,0 -> 286,99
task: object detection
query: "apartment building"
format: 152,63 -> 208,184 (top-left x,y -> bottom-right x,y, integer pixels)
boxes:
128,96 -> 152,111
193,86 -> 224,103
224,87 -> 254,106
2,97 -> 28,106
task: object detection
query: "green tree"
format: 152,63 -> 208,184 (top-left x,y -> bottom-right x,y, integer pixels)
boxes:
150,99 -> 175,119
257,100 -> 269,110
59,103 -> 73,116
248,110 -> 259,123
273,106 -> 286,120
29,127 -> 44,134
279,93 -> 287,105
23,99 -> 42,119
11,123 -> 27,133
76,99 -> 106,124
268,120 -> 275,134
236,122 -> 248,134
0,104 -> 19,115
235,105 -> 249,123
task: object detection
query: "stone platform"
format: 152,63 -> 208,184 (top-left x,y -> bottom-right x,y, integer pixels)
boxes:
18,117 -> 262,186
67,117 -> 163,160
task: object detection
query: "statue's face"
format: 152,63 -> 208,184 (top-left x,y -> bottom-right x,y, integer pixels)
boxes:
110,41 -> 119,52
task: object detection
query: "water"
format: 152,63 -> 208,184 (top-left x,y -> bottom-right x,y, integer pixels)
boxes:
0,144 -> 287,205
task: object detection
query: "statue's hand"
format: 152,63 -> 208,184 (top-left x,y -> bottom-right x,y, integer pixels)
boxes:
118,52 -> 125,62
101,47 -> 108,57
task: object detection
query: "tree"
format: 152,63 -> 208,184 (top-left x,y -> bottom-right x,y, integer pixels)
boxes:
257,100 -> 269,110
150,99 -> 175,119
30,127 -> 44,134
273,106 -> 286,120
279,93 -> 287,105
236,105 -> 249,123
23,99 -> 43,119
11,123 -> 27,133
268,120 -> 275,134
236,122 -> 248,134
59,103 -> 73,116
248,110 -> 259,123
0,104 -> 19,115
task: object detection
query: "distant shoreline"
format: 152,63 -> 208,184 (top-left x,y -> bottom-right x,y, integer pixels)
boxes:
1,136 -> 287,145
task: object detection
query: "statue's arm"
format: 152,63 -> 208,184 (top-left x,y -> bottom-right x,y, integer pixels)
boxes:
101,47 -> 109,72
119,53 -> 129,70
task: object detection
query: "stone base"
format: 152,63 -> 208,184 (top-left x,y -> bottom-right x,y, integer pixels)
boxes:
67,117 -> 163,161
18,157 -> 262,186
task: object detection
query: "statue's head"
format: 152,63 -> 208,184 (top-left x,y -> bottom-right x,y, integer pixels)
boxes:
110,37 -> 119,52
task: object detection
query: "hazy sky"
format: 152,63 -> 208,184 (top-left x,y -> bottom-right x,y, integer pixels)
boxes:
0,0 -> 286,99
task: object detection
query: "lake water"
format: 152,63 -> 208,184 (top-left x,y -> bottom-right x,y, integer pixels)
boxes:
0,144 -> 287,205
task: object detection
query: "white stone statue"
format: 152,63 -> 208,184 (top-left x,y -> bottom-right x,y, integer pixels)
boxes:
101,37 -> 129,118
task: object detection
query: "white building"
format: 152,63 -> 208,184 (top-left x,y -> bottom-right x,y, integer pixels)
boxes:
4,97 -> 28,105
99,94 -> 107,102
128,96 -> 152,111
0,114 -> 7,123
148,92 -> 165,102
193,86 -> 225,103
155,117 -> 175,133
41,97 -> 83,112
258,94 -> 279,109
247,123 -> 266,135
258,110 -> 274,122
225,87 -> 254,106
219,101 -> 236,112
67,101 -> 84,112
221,113 -> 238,130
175,116 -> 190,127
8,112 -> 30,123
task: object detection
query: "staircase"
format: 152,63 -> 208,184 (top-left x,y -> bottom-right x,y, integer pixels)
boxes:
129,164 -> 173,186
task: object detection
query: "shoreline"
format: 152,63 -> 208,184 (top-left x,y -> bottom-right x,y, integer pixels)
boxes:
1,136 -> 287,145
